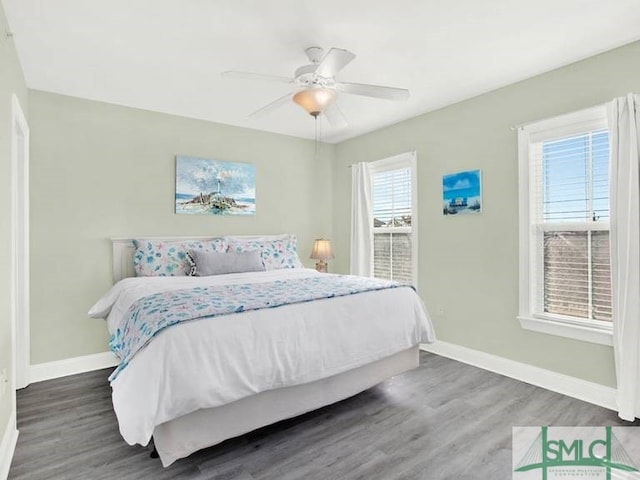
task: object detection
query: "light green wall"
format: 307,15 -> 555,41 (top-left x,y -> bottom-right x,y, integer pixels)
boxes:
332,41 -> 640,388
27,40 -> 640,386
0,2 -> 28,442
29,90 -> 333,364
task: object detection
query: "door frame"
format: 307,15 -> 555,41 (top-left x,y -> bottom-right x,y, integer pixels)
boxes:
11,93 -> 30,391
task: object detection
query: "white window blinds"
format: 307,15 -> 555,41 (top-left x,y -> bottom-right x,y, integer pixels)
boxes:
371,159 -> 415,284
536,131 -> 609,222
530,128 -> 612,322
373,168 -> 412,227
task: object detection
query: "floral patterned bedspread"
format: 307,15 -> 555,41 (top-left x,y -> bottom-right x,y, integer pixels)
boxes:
108,274 -> 408,380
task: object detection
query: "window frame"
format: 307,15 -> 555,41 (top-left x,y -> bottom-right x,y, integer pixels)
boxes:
517,106 -> 612,346
369,152 -> 418,287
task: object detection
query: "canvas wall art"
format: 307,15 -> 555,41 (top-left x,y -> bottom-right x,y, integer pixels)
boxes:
175,155 -> 256,215
442,169 -> 482,215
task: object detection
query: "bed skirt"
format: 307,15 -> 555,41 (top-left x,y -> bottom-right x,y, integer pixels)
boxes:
153,345 -> 420,466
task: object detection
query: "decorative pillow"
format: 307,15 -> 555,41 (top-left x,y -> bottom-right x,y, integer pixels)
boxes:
225,234 -> 304,271
225,234 -> 290,241
187,250 -> 265,276
132,238 -> 228,276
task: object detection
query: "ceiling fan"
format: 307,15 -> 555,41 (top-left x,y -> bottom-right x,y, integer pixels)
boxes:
222,47 -> 410,127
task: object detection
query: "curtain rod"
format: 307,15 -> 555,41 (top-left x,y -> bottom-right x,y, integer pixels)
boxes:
346,151 -> 417,168
510,102 -> 606,131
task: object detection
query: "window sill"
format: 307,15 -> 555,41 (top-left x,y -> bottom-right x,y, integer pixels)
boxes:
517,315 -> 613,346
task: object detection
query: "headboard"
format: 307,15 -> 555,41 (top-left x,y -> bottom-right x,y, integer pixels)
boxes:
112,238 -> 136,282
111,236 -> 219,283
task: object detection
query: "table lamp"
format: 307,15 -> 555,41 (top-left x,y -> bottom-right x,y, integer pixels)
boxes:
310,238 -> 334,273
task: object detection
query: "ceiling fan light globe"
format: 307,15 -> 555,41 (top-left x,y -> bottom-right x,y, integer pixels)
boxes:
293,88 -> 335,116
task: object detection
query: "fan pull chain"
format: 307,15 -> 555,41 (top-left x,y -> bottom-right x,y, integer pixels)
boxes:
314,114 -> 319,160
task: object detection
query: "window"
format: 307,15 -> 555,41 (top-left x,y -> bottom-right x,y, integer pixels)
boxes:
370,152 -> 417,285
518,106 -> 612,345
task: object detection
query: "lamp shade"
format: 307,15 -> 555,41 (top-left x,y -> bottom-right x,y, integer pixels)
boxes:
293,88 -> 335,117
310,238 -> 334,260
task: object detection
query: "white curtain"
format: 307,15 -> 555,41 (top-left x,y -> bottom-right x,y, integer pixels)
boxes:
350,162 -> 373,276
608,93 -> 640,421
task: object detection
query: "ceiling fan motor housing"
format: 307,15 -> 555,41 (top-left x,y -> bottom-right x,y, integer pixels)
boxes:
294,47 -> 329,86
294,64 -> 317,85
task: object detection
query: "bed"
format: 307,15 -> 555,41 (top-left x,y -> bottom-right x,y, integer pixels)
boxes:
89,235 -> 435,467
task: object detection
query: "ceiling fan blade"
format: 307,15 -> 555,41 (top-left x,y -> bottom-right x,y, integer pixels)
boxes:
221,71 -> 293,84
336,81 -> 410,101
314,48 -> 356,77
324,102 -> 348,128
248,92 -> 292,118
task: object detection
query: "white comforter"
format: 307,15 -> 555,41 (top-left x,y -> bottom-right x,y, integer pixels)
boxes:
89,268 -> 435,447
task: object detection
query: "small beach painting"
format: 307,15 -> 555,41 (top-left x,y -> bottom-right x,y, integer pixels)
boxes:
175,155 -> 256,216
442,169 -> 482,215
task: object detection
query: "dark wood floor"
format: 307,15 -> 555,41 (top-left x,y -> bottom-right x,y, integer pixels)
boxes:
8,352 -> 631,479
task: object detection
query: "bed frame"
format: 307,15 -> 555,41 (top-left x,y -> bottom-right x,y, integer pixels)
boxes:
110,237 -> 421,466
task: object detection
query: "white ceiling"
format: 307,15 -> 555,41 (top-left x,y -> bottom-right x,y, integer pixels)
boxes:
3,0 -> 640,143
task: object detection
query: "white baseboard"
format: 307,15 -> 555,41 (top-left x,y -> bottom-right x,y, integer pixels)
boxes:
0,413 -> 18,480
29,351 -> 118,384
420,340 -> 617,412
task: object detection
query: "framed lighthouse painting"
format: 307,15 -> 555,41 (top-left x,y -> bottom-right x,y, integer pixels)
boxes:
175,155 -> 256,216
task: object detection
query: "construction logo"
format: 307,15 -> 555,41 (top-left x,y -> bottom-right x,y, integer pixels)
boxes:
513,426 -> 640,479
